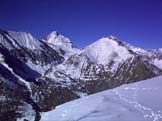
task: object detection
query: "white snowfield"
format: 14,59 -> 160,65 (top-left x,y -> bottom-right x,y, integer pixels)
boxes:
41,76 -> 162,121
82,36 -> 132,65
44,31 -> 80,59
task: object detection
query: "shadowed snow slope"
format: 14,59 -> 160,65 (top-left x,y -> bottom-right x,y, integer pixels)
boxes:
0,30 -> 41,50
41,76 -> 162,121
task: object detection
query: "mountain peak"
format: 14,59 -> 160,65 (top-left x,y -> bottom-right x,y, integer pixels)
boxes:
81,36 -> 132,65
48,31 -> 60,37
91,35 -> 122,47
108,35 -> 118,40
94,35 -> 120,45
44,31 -> 75,49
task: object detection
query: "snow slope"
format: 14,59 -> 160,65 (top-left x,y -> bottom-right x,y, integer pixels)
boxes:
153,59 -> 162,70
0,30 -> 41,50
81,36 -> 132,65
45,31 -> 74,49
43,31 -> 80,59
41,76 -> 162,121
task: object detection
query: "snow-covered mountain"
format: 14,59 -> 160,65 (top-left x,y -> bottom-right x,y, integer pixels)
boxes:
0,29 -> 64,74
42,31 -> 80,59
43,35 -> 162,97
0,29 -> 162,121
81,35 -> 132,65
41,75 -> 162,121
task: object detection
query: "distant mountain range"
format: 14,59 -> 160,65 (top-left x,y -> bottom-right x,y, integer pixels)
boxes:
0,29 -> 162,121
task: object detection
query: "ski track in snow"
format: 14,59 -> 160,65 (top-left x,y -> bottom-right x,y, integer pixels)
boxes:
113,84 -> 162,121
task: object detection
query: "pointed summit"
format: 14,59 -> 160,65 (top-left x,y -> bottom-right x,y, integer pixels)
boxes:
44,31 -> 75,49
108,35 -> 118,40
46,31 -> 60,41
43,31 -> 80,59
49,31 -> 60,36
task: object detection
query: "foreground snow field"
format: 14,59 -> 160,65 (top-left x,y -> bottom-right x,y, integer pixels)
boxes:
41,76 -> 162,121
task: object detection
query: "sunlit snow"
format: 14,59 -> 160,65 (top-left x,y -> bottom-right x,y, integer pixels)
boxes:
82,36 -> 132,65
41,76 -> 162,121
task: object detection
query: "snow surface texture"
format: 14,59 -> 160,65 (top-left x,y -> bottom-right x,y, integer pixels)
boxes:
153,59 -> 162,70
41,76 -> 162,121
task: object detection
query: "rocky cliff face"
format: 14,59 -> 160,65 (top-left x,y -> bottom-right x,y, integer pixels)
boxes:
0,29 -> 162,120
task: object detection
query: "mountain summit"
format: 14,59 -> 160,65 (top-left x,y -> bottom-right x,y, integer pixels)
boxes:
81,36 -> 132,65
43,31 -> 79,59
44,31 -> 75,49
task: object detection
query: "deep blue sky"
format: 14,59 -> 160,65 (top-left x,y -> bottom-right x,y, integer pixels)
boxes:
0,0 -> 162,49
